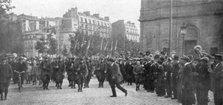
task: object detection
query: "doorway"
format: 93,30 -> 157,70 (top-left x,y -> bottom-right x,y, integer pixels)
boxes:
184,40 -> 197,56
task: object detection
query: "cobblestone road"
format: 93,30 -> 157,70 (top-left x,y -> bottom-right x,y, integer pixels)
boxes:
0,78 -> 215,105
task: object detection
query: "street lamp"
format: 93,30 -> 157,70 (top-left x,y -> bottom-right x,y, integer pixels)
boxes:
180,23 -> 187,56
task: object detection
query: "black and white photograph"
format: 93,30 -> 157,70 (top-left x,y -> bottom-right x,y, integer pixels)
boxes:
0,0 -> 223,105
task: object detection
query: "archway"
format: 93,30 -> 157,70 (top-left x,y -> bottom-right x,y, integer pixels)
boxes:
184,24 -> 199,55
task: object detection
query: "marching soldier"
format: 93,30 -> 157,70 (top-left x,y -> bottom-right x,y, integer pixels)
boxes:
0,56 -> 13,100
84,59 -> 93,88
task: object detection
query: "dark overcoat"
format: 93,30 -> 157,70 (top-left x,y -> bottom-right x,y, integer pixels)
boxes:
0,63 -> 13,89
110,62 -> 123,84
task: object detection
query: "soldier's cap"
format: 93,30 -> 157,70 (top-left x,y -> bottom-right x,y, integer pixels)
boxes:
180,56 -> 190,62
200,57 -> 209,63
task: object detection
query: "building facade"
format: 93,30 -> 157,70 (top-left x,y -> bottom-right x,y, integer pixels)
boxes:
112,20 -> 139,42
59,7 -> 112,54
18,14 -> 61,57
140,0 -> 223,56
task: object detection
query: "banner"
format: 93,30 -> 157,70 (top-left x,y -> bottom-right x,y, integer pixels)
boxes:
114,40 -> 118,51
110,41 -> 113,51
100,38 -> 104,51
104,40 -> 109,51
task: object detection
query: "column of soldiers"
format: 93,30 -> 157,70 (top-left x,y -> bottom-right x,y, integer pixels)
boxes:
0,44 -> 223,104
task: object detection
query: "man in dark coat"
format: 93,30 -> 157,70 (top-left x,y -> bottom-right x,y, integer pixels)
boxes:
95,60 -> 107,88
180,56 -> 195,105
143,59 -> 153,92
84,60 -> 93,88
125,61 -> 134,85
155,59 -> 165,97
195,57 -> 210,105
163,58 -> 172,98
107,58 -> 127,97
209,54 -> 223,105
133,61 -> 143,91
0,57 -> 13,100
171,55 -> 180,99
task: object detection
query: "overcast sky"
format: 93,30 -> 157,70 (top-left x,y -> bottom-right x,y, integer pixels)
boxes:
11,0 -> 141,29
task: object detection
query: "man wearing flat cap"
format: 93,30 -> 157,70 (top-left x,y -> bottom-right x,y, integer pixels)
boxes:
107,58 -> 127,97
209,54 -> 223,105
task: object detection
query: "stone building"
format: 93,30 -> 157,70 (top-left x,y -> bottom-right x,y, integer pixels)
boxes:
112,20 -> 139,42
59,7 -> 112,54
139,0 -> 223,56
18,14 -> 61,57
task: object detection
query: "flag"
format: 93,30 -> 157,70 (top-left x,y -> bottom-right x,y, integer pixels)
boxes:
74,40 -> 78,49
104,40 -> 109,51
114,40 -> 118,51
100,38 -> 104,51
81,34 -> 86,48
110,41 -> 113,51
87,40 -> 91,50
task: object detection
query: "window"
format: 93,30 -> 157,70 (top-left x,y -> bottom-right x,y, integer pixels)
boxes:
89,19 -> 91,24
85,18 -> 87,23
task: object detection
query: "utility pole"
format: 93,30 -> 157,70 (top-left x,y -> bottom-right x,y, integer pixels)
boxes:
169,0 -> 173,56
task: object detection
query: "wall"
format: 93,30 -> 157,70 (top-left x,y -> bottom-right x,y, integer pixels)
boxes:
140,0 -> 223,55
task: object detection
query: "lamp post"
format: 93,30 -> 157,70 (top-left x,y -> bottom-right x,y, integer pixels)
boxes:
169,0 -> 173,56
180,23 -> 187,56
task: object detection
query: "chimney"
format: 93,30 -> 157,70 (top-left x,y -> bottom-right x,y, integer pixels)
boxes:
83,11 -> 90,16
93,14 -> 99,18
104,16 -> 110,21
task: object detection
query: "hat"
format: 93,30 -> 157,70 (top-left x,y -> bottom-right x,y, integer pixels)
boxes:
168,57 -> 172,62
107,58 -> 115,62
181,56 -> 190,62
154,55 -> 160,59
200,57 -> 209,63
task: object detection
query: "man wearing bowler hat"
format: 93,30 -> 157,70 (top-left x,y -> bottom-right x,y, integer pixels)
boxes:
107,58 -> 127,97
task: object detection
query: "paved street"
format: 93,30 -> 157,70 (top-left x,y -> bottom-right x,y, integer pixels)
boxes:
0,78 -> 214,105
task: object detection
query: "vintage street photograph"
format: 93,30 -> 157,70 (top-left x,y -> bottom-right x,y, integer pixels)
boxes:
0,0 -> 223,105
